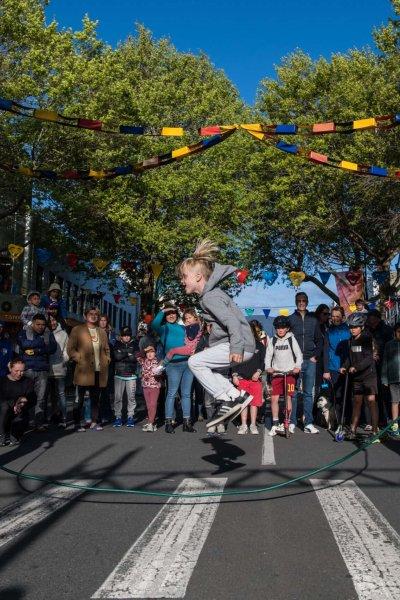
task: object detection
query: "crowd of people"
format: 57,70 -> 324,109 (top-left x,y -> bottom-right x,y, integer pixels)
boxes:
0,254 -> 399,447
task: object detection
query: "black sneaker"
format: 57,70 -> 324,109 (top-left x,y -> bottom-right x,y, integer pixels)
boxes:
206,391 -> 253,428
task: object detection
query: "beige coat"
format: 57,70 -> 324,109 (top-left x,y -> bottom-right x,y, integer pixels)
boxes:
67,324 -> 110,387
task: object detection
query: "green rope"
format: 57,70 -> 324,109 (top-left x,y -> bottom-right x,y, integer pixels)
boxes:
1,420 -> 397,499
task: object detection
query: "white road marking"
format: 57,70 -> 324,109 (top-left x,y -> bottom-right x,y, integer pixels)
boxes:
92,477 -> 227,599
0,479 -> 95,549
261,428 -> 276,465
311,479 -> 400,600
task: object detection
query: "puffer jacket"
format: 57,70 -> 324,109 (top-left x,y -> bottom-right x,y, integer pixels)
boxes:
381,339 -> 400,385
17,329 -> 57,371
49,324 -> 69,378
114,339 -> 139,377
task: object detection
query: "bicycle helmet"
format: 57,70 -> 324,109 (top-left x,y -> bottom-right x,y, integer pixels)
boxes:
273,315 -> 291,329
347,312 -> 367,328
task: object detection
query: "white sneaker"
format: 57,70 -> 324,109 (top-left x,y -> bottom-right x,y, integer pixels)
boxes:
269,424 -> 283,436
304,424 -> 319,434
142,423 -> 156,432
289,424 -> 295,434
217,423 -> 226,434
249,424 -> 259,435
237,424 -> 248,435
207,425 -> 217,434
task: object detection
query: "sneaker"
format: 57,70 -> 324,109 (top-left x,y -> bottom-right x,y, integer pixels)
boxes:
249,424 -> 259,435
92,423 -> 103,431
304,424 -> 319,434
58,421 -> 67,429
1,436 -> 11,447
113,417 -> 122,428
207,425 -> 217,435
197,414 -> 204,422
76,426 -> 86,433
126,417 -> 135,428
153,365 -> 165,376
289,424 -> 295,434
142,423 -> 156,432
237,424 -> 248,435
35,425 -> 48,433
269,424 -> 284,436
389,425 -> 400,439
216,423 -> 226,434
364,424 -> 373,432
207,391 -> 253,428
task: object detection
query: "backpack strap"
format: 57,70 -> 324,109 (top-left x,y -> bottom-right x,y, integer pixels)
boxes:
287,336 -> 297,363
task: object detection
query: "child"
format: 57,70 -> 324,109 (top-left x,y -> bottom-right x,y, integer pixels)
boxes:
137,345 -> 162,432
381,321 -> 400,438
41,283 -> 67,322
154,308 -> 202,374
20,291 -> 46,329
113,327 -> 139,428
233,321 -> 266,435
180,240 -> 255,428
340,312 -> 379,440
264,315 -> 302,435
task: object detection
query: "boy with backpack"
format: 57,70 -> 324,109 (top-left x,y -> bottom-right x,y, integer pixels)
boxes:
265,315 -> 302,436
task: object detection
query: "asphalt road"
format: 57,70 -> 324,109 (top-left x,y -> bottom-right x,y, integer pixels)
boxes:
0,406 -> 399,600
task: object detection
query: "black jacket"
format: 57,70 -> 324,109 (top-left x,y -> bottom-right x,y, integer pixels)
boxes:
113,339 -> 139,377
342,332 -> 376,381
289,310 -> 323,360
232,340 -> 266,380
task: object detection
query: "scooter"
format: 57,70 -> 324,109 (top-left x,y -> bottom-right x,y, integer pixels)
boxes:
274,371 -> 293,438
334,371 -> 349,443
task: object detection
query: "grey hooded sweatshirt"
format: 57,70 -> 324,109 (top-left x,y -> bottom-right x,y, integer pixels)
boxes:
199,263 -> 255,356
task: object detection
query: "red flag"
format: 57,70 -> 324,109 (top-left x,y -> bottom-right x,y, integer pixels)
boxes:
67,252 -> 78,269
235,268 -> 249,284
113,294 -> 121,304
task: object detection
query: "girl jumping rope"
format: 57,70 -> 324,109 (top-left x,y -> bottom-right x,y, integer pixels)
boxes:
179,239 -> 255,427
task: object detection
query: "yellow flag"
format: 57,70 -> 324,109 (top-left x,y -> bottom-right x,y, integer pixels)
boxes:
279,308 -> 289,316
129,297 -> 137,306
8,244 -> 24,260
150,262 -> 163,279
349,303 -> 357,313
289,271 -> 306,287
92,258 -> 109,272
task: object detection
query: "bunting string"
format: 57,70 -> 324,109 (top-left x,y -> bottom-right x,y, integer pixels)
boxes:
1,96 -> 399,136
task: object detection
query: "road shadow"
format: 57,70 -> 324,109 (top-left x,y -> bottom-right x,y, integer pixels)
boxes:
201,436 -> 246,474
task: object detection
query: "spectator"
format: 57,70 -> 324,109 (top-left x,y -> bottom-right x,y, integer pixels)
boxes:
41,282 -> 67,323
17,314 -> 57,431
314,303 -> 330,397
48,315 -> 69,428
381,322 -> 400,438
249,319 -> 269,348
340,312 -> 379,440
152,303 -> 195,433
113,327 -> 139,428
99,313 -> 117,422
355,298 -> 368,313
367,308 -> 394,423
265,316 -> 302,435
233,321 -> 267,435
67,307 -> 110,432
0,359 -> 36,445
137,344 -> 162,432
20,291 -> 46,330
323,306 -> 351,421
289,291 -> 323,433
0,321 -> 13,377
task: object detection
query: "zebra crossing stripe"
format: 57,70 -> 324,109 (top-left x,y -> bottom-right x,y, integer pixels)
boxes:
0,480 -> 96,549
92,477 -> 227,599
311,479 -> 400,600
261,428 -> 276,465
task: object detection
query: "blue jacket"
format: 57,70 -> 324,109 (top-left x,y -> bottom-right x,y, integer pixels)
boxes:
0,336 -> 13,377
289,310 -> 324,361
323,323 -> 351,373
151,311 -> 187,362
17,330 -> 57,372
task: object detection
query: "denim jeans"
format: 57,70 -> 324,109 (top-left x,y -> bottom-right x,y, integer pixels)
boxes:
165,361 -> 193,419
48,377 -> 67,420
25,369 -> 49,426
291,359 -> 316,427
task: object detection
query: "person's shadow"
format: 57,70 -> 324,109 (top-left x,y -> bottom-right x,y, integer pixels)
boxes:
201,435 -> 246,474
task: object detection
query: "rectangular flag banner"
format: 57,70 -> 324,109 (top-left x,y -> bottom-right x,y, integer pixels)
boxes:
334,271 -> 364,315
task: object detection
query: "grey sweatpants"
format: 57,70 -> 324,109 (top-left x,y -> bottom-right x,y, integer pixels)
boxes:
188,342 -> 253,400
113,377 -> 137,418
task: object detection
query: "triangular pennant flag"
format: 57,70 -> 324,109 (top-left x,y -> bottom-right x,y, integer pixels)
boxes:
8,244 -> 24,260
263,308 -> 271,318
235,268 -> 249,284
245,308 -> 254,316
113,294 -> 121,304
318,272 -> 331,286
92,258 -> 109,272
279,308 -> 289,316
288,271 -> 306,287
35,248 -> 52,264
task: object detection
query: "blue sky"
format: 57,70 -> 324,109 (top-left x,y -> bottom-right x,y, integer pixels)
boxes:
45,0 -> 394,312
